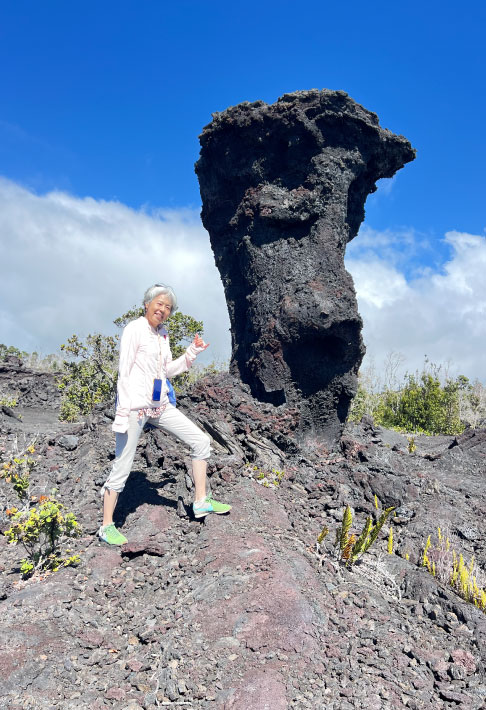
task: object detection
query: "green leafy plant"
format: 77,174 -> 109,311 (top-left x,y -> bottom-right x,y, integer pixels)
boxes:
348,357 -> 483,435
317,526 -> 329,546
112,306 -> 145,329
317,504 -> 395,567
58,332 -> 119,421
247,464 -> 285,488
5,495 -> 82,578
0,394 -> 18,408
421,528 -> 486,613
407,436 -> 416,454
164,311 -> 204,360
347,382 -> 386,424
379,367 -> 463,435
1,443 -> 37,504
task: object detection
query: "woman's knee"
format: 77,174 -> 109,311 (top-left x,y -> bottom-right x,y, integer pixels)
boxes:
100,482 -> 125,497
192,432 -> 211,460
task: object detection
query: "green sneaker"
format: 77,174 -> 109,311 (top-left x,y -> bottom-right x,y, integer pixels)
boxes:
98,523 -> 127,545
193,496 -> 232,519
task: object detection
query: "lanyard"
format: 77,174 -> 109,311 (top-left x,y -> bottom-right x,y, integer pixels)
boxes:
156,331 -> 162,379
156,330 -> 168,379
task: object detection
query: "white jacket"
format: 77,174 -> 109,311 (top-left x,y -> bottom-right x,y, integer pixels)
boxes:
112,317 -> 203,433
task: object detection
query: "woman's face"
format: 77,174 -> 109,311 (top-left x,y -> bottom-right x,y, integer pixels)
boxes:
145,293 -> 173,328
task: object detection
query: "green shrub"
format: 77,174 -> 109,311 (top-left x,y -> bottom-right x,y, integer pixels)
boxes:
348,358 -> 483,435
177,359 -> 228,394
0,344 -> 28,361
1,443 -> 37,504
378,370 -> 462,435
58,333 -> 118,421
347,383 -> 368,422
5,495 -> 82,578
159,310 -> 204,392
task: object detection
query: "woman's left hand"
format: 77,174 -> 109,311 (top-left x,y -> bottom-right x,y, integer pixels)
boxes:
192,333 -> 210,351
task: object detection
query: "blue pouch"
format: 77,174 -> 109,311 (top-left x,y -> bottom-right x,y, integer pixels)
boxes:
166,379 -> 177,406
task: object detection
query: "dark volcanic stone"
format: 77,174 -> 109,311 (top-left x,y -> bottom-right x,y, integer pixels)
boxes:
57,434 -> 79,451
1,405 -> 22,421
0,360 -> 61,410
196,89 -> 415,444
449,427 -> 486,458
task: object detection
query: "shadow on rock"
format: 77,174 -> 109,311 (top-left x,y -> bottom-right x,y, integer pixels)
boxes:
114,469 -> 178,527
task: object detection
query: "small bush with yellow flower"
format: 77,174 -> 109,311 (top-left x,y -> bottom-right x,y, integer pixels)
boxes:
1,441 -> 82,578
1,442 -> 36,505
5,495 -> 82,578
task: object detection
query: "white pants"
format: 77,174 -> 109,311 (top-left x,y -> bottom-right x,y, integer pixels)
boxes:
101,405 -> 211,496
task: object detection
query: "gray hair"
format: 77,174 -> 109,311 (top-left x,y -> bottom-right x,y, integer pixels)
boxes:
143,284 -> 178,313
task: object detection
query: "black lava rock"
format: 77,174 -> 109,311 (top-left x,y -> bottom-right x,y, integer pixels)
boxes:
196,89 -> 415,445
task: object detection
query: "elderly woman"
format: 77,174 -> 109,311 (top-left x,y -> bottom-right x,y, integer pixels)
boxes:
99,283 -> 231,545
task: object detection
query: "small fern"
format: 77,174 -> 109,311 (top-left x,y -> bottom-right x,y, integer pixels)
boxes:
326,505 -> 396,567
340,506 -> 353,553
361,507 -> 396,556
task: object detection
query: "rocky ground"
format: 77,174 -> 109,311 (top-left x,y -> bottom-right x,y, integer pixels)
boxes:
1,358 -> 485,709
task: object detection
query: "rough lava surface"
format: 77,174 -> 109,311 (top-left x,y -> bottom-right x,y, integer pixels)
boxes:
196,89 -> 415,445
1,359 -> 486,710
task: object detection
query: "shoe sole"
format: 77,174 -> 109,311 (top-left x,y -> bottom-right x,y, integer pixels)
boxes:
98,536 -> 127,546
194,508 -> 231,519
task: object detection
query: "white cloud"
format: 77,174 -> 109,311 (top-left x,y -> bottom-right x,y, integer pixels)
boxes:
0,178 -> 231,363
374,177 -> 395,196
344,260 -> 408,308
346,224 -> 434,275
346,229 -> 486,382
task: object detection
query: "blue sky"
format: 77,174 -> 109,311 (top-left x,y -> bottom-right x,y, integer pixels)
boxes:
1,1 -> 485,381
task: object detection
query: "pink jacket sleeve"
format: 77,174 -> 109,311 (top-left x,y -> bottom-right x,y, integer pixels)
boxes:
165,341 -> 206,378
112,324 -> 140,433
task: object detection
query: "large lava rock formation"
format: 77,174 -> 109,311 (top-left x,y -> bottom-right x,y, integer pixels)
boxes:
196,89 -> 415,444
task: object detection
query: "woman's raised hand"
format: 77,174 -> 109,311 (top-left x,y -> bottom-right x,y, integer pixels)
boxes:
193,333 -> 210,351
